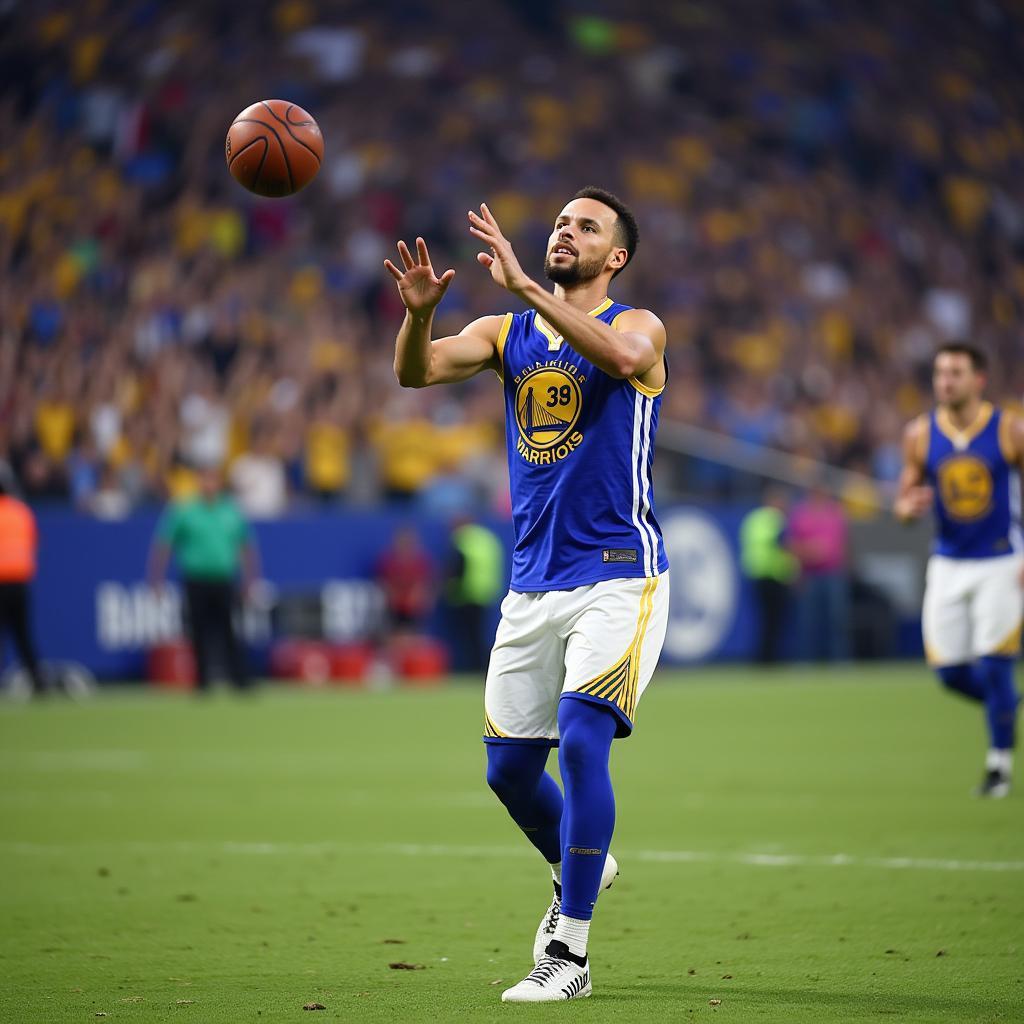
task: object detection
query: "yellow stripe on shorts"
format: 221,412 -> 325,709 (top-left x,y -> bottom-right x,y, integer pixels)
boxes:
484,711 -> 508,739
622,578 -> 657,721
577,578 -> 659,721
990,619 -> 1023,658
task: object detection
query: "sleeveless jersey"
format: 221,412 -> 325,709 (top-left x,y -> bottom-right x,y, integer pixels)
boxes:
497,297 -> 669,591
923,402 -> 1022,559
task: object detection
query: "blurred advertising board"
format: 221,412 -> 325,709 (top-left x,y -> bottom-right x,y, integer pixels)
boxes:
16,507 -> 927,679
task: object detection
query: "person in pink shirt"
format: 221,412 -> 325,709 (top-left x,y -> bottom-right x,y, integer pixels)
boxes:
788,482 -> 850,661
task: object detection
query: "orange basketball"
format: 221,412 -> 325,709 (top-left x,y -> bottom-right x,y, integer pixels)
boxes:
225,100 -> 323,198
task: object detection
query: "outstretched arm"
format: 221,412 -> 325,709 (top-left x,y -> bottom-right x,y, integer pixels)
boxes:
1011,412 -> 1024,479
521,286 -> 665,382
386,237 -> 503,387
893,417 -> 933,522
467,204 -> 665,382
1008,413 -> 1024,585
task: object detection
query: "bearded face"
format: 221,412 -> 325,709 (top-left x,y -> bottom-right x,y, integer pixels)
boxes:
933,353 -> 982,411
543,197 -> 627,285
543,247 -> 611,285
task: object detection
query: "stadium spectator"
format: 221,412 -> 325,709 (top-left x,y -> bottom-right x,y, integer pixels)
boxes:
739,486 -> 799,665
229,419 -> 288,519
1,1 -> 1023,509
303,384 -> 355,503
148,465 -> 259,691
89,463 -> 133,521
374,526 -> 437,638
0,464 -> 45,694
788,481 -> 851,662
445,519 -> 505,672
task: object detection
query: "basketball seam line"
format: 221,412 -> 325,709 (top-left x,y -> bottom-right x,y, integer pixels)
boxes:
253,135 -> 270,191
228,135 -> 268,173
261,100 -> 321,166
232,117 -> 294,194
283,103 -> 322,164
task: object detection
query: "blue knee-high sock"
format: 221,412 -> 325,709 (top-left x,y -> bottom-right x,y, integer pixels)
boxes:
485,744 -> 563,863
557,698 -> 618,922
936,663 -> 985,703
976,656 -> 1020,750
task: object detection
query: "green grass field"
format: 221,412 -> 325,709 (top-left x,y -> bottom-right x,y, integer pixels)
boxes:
1,665 -> 1021,1024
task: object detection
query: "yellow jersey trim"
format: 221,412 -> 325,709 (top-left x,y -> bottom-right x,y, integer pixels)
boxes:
997,408 -> 1018,464
495,312 -> 513,362
535,317 -> 560,350
494,312 -> 514,383
535,297 -> 616,351
936,401 -> 994,449
628,374 -> 665,398
611,310 -> 666,398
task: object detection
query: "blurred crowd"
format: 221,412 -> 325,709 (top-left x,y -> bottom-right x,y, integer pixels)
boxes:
1,0 -> 1023,518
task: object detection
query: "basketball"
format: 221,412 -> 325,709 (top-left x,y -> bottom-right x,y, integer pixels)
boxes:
225,100 -> 323,198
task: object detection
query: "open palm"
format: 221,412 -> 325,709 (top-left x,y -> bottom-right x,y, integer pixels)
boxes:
468,203 -> 531,295
384,238 -> 455,315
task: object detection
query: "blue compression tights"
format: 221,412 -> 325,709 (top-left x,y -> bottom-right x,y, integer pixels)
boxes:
936,663 -> 985,703
976,656 -> 1019,750
485,743 -> 563,864
556,698 -> 618,920
485,697 -> 618,922
937,656 -> 1019,750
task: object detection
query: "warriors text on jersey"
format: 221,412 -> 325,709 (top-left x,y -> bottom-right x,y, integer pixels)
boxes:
496,298 -> 669,591
921,402 -> 1023,559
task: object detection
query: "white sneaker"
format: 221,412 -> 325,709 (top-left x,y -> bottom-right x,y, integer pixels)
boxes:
501,950 -> 591,1003
532,852 -> 618,963
976,768 -> 1011,798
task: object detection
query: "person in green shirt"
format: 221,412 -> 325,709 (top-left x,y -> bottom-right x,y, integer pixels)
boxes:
739,485 -> 799,665
447,519 -> 505,671
148,466 -> 259,691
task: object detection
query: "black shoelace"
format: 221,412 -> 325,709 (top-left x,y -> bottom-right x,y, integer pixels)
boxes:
541,895 -> 560,935
525,955 -> 567,986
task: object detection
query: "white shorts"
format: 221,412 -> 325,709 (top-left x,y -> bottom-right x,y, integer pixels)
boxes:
483,576 -> 669,743
922,554 -> 1024,666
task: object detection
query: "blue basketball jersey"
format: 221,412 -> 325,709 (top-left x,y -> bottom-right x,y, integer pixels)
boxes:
496,297 -> 669,592
923,402 -> 1022,559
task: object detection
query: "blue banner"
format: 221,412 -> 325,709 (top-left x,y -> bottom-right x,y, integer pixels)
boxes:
29,507 -> 502,679
13,504 -> 895,678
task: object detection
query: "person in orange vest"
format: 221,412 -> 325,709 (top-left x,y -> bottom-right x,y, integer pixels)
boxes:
0,466 -> 45,694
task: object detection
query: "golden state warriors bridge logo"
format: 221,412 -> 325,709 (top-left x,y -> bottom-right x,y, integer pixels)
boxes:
513,360 -> 585,465
937,454 -> 993,521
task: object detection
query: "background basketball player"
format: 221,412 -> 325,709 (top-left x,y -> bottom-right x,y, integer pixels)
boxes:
895,343 -> 1024,797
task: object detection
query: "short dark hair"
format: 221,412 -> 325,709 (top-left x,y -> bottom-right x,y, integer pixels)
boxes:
571,186 -> 639,278
935,342 -> 987,372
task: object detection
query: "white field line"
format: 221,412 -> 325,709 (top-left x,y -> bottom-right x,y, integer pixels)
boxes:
0,839 -> 1021,873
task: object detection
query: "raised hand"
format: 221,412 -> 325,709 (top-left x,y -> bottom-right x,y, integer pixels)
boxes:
468,204 -> 532,295
384,237 -> 455,316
